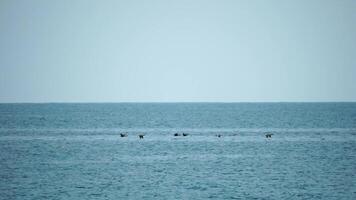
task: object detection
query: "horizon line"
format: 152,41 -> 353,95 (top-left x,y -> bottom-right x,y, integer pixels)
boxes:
1,101 -> 356,104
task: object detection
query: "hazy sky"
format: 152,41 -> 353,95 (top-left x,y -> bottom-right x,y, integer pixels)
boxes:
0,0 -> 355,102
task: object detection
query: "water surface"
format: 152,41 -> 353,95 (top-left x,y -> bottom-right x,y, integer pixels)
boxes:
1,103 -> 356,199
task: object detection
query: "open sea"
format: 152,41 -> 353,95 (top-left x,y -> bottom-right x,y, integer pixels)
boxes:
0,103 -> 356,200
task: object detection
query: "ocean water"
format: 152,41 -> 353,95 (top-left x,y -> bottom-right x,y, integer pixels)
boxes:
0,103 -> 356,199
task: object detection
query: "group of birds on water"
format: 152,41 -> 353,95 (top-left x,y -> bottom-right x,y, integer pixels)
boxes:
120,132 -> 189,139
119,133 -> 274,139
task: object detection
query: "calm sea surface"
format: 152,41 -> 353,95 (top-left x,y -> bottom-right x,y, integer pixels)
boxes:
1,103 -> 356,199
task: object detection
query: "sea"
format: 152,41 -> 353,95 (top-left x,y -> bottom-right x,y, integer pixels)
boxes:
0,103 -> 355,200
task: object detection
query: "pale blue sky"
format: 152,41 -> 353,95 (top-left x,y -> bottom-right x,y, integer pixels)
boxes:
0,0 -> 355,102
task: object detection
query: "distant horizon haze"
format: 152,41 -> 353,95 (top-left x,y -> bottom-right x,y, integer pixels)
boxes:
1,101 -> 356,104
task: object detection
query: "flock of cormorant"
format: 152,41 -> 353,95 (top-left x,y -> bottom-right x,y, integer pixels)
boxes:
119,133 -> 274,139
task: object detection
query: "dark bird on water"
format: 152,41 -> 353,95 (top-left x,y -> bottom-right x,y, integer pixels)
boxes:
120,133 -> 127,137
174,133 -> 180,136
182,133 -> 188,136
265,133 -> 273,138
139,134 -> 144,139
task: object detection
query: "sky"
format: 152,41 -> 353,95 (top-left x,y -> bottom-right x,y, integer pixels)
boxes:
0,0 -> 355,102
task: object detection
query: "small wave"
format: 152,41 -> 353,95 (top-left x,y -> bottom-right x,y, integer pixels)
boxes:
0,127 -> 355,134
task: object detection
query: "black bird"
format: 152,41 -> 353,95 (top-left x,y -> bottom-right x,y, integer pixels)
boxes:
182,133 -> 188,136
174,133 -> 180,136
216,134 -> 222,138
139,134 -> 144,139
120,133 -> 127,137
265,133 -> 273,138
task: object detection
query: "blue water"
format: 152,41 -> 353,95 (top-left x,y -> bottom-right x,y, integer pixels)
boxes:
1,103 -> 356,199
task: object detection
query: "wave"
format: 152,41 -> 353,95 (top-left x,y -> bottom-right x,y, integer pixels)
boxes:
0,127 -> 355,136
